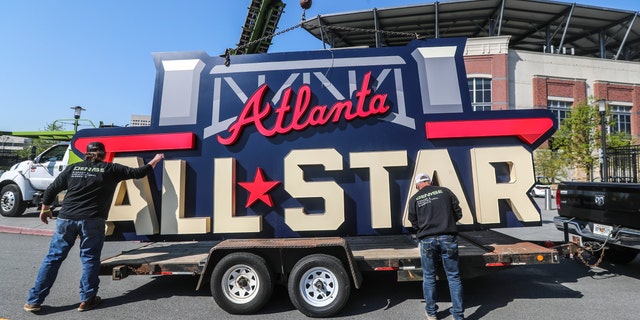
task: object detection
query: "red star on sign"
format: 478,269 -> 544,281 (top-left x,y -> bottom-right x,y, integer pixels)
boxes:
238,168 -> 281,208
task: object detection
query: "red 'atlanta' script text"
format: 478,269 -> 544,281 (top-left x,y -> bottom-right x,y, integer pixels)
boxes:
217,71 -> 389,145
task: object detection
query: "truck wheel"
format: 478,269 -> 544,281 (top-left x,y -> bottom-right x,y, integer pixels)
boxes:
603,246 -> 639,264
287,254 -> 350,318
0,185 -> 27,217
210,252 -> 273,315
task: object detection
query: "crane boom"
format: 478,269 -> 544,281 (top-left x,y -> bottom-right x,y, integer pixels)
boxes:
235,0 -> 286,55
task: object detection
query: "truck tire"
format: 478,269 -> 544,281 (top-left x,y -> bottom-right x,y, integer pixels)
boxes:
210,252 -> 273,315
603,246 -> 639,264
0,185 -> 27,217
287,254 -> 351,318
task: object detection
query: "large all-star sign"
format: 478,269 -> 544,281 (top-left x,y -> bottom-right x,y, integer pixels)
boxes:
72,38 -> 555,241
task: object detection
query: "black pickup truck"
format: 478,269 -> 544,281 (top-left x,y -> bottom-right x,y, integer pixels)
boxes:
554,181 -> 640,264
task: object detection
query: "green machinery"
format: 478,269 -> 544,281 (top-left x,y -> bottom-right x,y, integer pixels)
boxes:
234,0 -> 286,55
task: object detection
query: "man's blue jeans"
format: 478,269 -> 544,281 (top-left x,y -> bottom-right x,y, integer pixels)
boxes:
27,218 -> 105,305
420,235 -> 464,320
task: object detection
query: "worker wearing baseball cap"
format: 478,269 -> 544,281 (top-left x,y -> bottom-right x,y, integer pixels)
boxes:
408,173 -> 464,320
25,142 -> 164,313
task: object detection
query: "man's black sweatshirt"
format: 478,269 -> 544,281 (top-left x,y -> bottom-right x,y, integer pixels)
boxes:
407,185 -> 463,239
43,160 -> 152,220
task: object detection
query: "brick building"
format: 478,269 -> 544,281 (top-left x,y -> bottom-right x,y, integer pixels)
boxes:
464,36 -> 640,141
301,0 -> 640,140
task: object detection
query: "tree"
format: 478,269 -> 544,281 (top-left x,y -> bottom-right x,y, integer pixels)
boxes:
533,148 -> 565,182
607,131 -> 633,149
552,101 -> 599,180
15,122 -> 64,159
551,100 -> 631,181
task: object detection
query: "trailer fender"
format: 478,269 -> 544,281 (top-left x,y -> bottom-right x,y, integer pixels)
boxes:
196,237 -> 363,291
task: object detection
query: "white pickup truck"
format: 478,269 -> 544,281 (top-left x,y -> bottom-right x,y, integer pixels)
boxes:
0,142 -> 70,216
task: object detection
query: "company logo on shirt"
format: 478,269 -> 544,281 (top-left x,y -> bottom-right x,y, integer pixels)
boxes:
415,189 -> 444,207
71,166 -> 104,179
73,166 -> 105,173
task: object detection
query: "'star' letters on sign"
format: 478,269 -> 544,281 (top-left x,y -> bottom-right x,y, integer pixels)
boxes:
71,38 -> 556,241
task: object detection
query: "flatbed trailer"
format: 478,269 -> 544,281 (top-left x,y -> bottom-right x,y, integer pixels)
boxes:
100,230 -> 558,316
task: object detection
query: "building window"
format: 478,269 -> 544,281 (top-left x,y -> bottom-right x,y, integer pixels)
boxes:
468,78 -> 491,111
609,105 -> 631,134
548,100 -> 572,124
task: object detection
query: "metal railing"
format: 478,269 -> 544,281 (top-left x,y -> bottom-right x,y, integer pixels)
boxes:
605,145 -> 640,183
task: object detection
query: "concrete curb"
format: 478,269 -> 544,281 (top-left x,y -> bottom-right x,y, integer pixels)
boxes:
0,225 -> 54,237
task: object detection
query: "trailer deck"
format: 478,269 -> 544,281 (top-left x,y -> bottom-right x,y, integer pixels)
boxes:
101,230 -> 558,280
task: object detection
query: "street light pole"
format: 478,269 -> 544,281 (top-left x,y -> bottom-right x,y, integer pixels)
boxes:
598,99 -> 608,182
71,106 -> 86,132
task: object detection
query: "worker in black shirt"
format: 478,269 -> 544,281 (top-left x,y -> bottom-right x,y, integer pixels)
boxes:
408,173 -> 464,320
24,142 -> 164,313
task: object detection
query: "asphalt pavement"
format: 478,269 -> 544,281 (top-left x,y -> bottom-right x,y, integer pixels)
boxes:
0,197 -> 563,242
4,198 -> 640,320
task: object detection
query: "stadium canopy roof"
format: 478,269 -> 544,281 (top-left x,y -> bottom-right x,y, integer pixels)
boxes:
300,0 -> 640,62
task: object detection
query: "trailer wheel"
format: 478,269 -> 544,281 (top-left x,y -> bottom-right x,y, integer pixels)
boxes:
288,254 -> 350,318
1,185 -> 27,217
210,252 -> 273,315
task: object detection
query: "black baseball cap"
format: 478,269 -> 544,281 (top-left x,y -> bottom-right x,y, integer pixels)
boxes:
86,141 -> 106,153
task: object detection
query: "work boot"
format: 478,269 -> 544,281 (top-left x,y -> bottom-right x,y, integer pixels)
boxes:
77,296 -> 101,312
23,303 -> 41,312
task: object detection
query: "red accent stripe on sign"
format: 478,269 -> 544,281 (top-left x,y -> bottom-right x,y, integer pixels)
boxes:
74,132 -> 195,162
425,118 -> 553,145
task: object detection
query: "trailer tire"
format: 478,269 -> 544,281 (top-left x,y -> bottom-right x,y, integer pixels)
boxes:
210,252 -> 273,315
288,254 -> 350,318
1,184 -> 27,217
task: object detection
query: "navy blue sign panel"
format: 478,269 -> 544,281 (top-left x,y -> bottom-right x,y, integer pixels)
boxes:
72,38 -> 556,241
